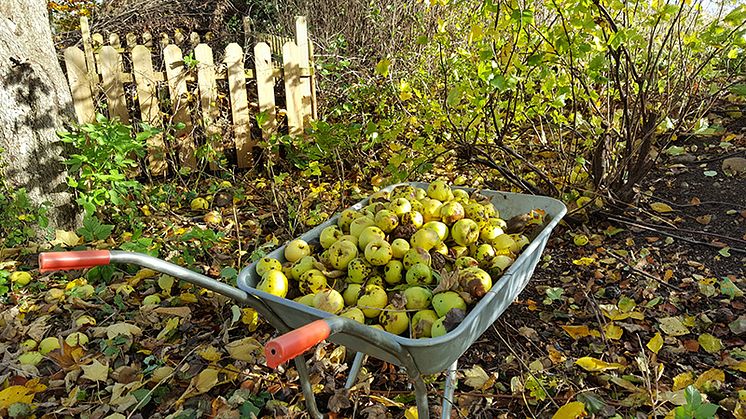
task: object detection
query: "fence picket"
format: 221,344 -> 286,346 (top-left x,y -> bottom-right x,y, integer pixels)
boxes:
64,47 -> 95,124
163,44 -> 196,168
99,46 -> 129,123
194,44 -> 221,170
225,43 -> 253,168
282,41 -> 304,136
295,16 -> 313,122
125,33 -> 137,51
132,45 -> 167,175
254,42 -> 276,139
79,16 -> 97,86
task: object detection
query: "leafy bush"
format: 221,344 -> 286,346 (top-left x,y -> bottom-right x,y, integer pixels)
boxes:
59,114 -> 157,219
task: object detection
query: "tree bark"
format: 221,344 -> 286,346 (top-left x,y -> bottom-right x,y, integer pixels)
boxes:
0,0 -> 78,231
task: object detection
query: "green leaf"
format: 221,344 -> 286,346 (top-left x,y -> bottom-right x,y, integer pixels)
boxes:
718,247 -> 731,257
684,385 -> 701,407
719,277 -> 743,298
446,86 -> 462,107
375,58 -> 391,77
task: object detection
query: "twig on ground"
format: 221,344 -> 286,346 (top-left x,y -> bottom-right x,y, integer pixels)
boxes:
603,249 -> 684,292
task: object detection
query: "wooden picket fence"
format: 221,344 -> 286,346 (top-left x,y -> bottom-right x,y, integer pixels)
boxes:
63,16 -> 316,174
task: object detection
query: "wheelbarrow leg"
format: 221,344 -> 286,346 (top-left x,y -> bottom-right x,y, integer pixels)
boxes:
413,375 -> 429,418
442,360 -> 458,419
345,352 -> 366,389
294,355 -> 323,419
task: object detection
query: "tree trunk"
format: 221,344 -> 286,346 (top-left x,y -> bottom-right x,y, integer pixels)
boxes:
0,0 -> 78,231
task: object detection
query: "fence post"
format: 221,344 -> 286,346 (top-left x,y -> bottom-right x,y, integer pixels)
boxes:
132,45 -> 167,175
295,16 -> 313,124
282,41 -> 304,136
225,43 -> 253,168
163,44 -> 196,169
99,46 -> 129,123
64,47 -> 95,124
194,43 -> 221,170
255,42 -> 277,139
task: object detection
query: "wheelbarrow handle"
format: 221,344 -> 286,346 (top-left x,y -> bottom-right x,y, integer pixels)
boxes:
39,250 -> 112,272
265,319 -> 331,368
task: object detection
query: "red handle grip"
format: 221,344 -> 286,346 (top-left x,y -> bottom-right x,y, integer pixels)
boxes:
264,319 -> 331,368
39,250 -> 111,272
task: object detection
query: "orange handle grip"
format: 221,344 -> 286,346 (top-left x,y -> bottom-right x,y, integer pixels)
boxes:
39,251 -> 111,272
265,319 -> 331,368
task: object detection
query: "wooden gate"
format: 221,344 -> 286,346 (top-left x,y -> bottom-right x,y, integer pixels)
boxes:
63,16 -> 317,174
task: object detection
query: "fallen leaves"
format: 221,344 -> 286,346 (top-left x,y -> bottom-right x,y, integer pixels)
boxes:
575,356 -> 624,372
225,337 -> 261,362
658,316 -> 690,336
81,359 -> 109,382
562,325 -> 600,340
650,202 -> 674,213
647,333 -> 663,354
697,333 -> 723,353
552,401 -> 586,419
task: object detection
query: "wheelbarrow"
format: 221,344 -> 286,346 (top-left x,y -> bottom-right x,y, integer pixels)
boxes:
39,182 -> 566,418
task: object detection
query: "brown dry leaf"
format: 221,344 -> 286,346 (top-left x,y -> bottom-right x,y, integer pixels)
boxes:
194,368 -> 220,393
433,269 -> 460,294
695,215 -> 712,225
106,322 -> 143,339
154,306 -> 192,317
328,388 -> 352,413
690,197 -> 701,205
547,345 -> 567,364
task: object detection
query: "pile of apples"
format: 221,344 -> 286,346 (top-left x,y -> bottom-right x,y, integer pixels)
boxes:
254,182 -> 542,339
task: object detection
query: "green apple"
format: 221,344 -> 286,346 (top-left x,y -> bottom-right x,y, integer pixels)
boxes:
343,284 -> 363,306
452,189 -> 470,202
431,316 -> 448,337
320,225 -> 343,249
257,270 -> 289,298
511,234 -> 530,252
359,226 -> 386,251
405,262 -> 433,285
451,219 -> 480,246
358,285 -> 388,318
369,190 -> 390,202
285,239 -> 311,263
39,337 -> 61,355
404,286 -> 433,310
474,244 -> 496,266
427,180 -> 451,201
455,256 -> 479,269
420,198 -> 443,222
422,221 -> 449,241
412,310 -> 439,338
492,234 -> 515,251
480,218 -> 505,243
368,275 -> 385,288
383,260 -> 404,285
346,258 -> 373,283
391,238 -> 410,259
488,254 -> 515,274
410,228 -> 440,251
294,293 -> 316,306
379,305 -> 409,335
483,202 -> 498,218
439,201 -> 465,225
299,270 -> 327,294
313,289 -> 345,314
339,234 -> 358,247
338,209 -> 360,232
402,247 -> 431,269
399,211 -> 424,228
450,246 -> 469,259
391,185 -> 416,200
255,257 -> 282,277
432,291 -> 467,317
459,267 -> 493,297
328,240 -> 358,270
350,216 -> 376,237
364,202 -> 387,218
432,241 -> 449,256
365,240 -> 393,266
374,209 -> 399,233
340,307 -> 365,323
464,202 -> 488,224
290,256 -> 316,280
410,199 -> 425,214
389,197 -> 412,217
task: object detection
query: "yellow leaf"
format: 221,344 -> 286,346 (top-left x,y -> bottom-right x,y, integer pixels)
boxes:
552,401 -> 587,419
197,345 -> 222,362
561,325 -> 600,340
81,359 -> 109,382
51,229 -> 81,247
158,275 -> 175,295
404,406 -> 419,419
157,317 -> 180,340
179,292 -> 198,303
0,386 -> 34,409
573,235 -> 589,246
463,365 -> 490,389
672,371 -> 694,391
651,202 -> 674,213
694,368 -> 725,390
75,315 -> 96,327
604,323 -> 623,340
194,368 -> 219,394
728,361 -> 746,373
241,308 -> 259,332
106,322 -> 143,339
572,257 -> 595,266
129,268 -> 156,286
226,337 -> 261,362
368,395 -> 403,408
647,333 -> 663,354
575,356 -> 624,372
65,277 -> 88,290
698,333 -> 723,353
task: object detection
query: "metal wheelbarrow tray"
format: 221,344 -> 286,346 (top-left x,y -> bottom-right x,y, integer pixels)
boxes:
39,182 -> 566,418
